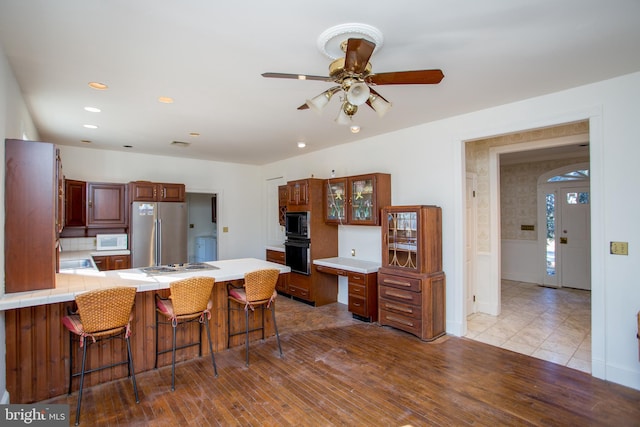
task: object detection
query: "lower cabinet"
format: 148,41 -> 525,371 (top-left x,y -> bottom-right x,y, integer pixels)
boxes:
266,248 -> 288,294
93,254 -> 131,271
315,264 -> 378,322
378,270 -> 446,341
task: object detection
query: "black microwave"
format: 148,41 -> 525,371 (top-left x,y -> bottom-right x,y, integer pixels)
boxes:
285,211 -> 310,239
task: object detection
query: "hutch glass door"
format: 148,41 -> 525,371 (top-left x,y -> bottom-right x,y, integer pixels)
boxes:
385,209 -> 419,271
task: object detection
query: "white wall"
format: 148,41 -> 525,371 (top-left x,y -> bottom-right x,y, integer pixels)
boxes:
58,146 -> 263,261
262,71 -> 640,391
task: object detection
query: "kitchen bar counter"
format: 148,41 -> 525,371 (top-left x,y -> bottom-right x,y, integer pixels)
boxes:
4,258 -> 290,403
0,258 -> 289,311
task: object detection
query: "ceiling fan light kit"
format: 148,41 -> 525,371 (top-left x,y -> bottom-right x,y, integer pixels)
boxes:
262,23 -> 443,125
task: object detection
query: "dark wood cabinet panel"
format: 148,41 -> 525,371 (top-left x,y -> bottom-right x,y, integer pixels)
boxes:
4,139 -> 57,293
87,182 -> 127,228
129,181 -> 185,202
286,179 -> 309,209
315,264 -> 378,322
378,205 -> 445,341
324,173 -> 391,226
278,185 -> 287,226
93,254 -> 130,271
64,179 -> 86,227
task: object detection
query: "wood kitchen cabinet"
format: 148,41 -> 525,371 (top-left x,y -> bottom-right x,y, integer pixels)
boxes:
286,179 -> 309,209
315,264 -> 378,322
129,181 -> 185,202
64,179 -> 86,227
92,254 -> 130,271
324,173 -> 391,226
266,248 -> 288,293
5,139 -> 58,293
87,182 -> 128,228
378,205 -> 445,341
278,185 -> 288,226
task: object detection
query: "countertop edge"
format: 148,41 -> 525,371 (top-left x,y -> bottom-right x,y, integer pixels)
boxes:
313,257 -> 381,274
0,258 -> 290,311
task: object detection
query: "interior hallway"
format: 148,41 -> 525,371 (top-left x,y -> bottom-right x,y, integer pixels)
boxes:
465,280 -> 591,373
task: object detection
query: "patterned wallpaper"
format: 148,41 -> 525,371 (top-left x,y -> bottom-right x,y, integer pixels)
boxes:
466,121 -> 589,252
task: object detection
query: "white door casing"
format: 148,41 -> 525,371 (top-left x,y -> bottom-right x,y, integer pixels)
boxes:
466,173 -> 478,314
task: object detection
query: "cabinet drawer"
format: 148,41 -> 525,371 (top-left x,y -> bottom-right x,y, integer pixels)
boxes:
378,285 -> 422,305
288,284 -> 310,300
315,264 -> 345,276
348,295 -> 367,317
348,283 -> 366,298
379,308 -> 422,337
378,298 -> 421,319
347,271 -> 366,284
266,249 -> 285,265
378,272 -> 422,292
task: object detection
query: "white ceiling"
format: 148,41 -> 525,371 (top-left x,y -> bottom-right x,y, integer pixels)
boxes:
1,0 -> 639,165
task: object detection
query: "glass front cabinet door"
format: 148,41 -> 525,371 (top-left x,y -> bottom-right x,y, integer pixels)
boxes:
381,205 -> 442,274
325,178 -> 347,224
324,173 -> 391,226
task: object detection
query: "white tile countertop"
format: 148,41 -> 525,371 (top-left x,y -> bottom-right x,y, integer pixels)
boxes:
0,258 -> 290,311
313,257 -> 381,274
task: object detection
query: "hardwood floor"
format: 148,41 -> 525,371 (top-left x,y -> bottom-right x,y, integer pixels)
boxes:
41,296 -> 640,426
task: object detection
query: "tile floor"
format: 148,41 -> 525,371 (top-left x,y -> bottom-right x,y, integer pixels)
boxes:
465,280 -> 592,373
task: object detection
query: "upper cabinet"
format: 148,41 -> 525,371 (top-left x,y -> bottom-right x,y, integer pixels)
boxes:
5,139 -> 57,293
324,173 -> 391,226
278,185 -> 288,226
64,179 -> 86,227
129,181 -> 185,202
381,205 -> 442,274
87,182 -> 128,228
286,179 -> 309,209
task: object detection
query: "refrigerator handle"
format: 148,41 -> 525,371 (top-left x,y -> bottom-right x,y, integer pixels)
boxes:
157,218 -> 162,265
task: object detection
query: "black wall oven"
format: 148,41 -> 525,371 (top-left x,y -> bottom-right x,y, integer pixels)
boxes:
284,238 -> 310,275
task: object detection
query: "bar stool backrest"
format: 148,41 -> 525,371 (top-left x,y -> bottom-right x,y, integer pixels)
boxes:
244,269 -> 279,304
169,277 -> 215,316
75,287 -> 137,334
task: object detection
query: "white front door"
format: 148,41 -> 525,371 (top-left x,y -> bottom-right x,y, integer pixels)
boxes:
559,186 -> 591,290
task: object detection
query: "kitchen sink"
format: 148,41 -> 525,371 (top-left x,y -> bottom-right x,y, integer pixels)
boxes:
59,258 -> 96,270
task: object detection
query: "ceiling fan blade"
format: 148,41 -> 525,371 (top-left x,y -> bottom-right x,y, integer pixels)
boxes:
365,69 -> 444,85
262,72 -> 331,82
297,103 -> 309,110
344,38 -> 376,74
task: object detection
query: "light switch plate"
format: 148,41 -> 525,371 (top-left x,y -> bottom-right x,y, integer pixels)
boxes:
610,241 -> 629,255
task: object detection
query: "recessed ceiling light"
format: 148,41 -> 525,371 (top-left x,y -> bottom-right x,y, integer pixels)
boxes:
84,106 -> 101,113
189,132 -> 200,137
297,142 -> 306,148
83,124 -> 98,129
88,82 -> 108,90
350,125 -> 361,133
158,96 -> 174,104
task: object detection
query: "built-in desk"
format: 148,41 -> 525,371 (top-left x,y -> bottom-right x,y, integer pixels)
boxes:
3,258 -> 290,403
313,257 -> 380,322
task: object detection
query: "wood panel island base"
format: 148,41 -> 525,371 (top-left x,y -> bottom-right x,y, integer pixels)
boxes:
2,258 -> 289,404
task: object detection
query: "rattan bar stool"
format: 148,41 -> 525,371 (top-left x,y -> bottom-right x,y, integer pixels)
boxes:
62,286 -> 139,426
227,268 -> 283,366
155,276 -> 218,391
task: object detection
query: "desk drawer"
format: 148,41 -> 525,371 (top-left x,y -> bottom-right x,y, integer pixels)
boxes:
348,282 -> 366,298
348,295 -> 367,317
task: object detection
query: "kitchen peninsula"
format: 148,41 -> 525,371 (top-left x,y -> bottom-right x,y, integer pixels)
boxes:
2,258 -> 289,403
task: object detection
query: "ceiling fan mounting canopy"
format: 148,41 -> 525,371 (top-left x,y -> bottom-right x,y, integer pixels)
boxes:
261,24 -> 444,124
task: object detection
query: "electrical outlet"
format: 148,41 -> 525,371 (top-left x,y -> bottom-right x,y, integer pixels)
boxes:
351,249 -> 356,257
223,226 -> 229,233
610,241 -> 628,255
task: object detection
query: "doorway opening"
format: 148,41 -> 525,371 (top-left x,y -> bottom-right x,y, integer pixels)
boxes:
464,120 -> 592,372
186,192 -> 218,263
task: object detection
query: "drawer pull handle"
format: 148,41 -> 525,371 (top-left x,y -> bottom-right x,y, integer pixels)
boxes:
386,315 -> 414,327
353,302 -> 361,307
385,303 -> 413,314
383,278 -> 412,287
384,290 -> 413,300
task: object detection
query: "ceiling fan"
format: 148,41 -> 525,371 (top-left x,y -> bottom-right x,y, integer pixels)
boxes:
262,35 -> 444,125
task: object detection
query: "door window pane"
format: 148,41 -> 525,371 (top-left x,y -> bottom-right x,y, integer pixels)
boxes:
546,193 -> 555,276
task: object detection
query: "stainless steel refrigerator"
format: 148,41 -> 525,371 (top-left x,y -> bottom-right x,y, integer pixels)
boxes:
131,201 -> 188,268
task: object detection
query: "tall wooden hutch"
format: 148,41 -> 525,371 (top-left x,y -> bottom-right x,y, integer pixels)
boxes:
378,205 -> 446,341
